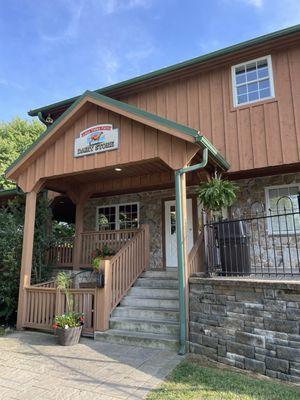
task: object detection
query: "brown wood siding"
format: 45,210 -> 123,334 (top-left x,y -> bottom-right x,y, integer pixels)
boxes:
121,45 -> 300,173
16,104 -> 198,192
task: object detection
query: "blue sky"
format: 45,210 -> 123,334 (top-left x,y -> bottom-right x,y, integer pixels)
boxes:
0,0 -> 299,121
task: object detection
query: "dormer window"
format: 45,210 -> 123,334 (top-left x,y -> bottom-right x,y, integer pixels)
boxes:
231,55 -> 275,107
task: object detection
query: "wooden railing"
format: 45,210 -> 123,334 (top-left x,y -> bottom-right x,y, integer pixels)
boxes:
94,224 -> 150,331
21,224 -> 150,334
32,280 -> 56,288
47,238 -> 74,267
110,224 -> 149,311
80,228 -> 138,267
187,232 -> 204,276
23,287 -> 96,335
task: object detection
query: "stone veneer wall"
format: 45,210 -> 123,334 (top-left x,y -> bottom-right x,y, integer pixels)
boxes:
189,277 -> 300,383
229,172 -> 300,272
83,187 -> 198,269
232,171 -> 300,216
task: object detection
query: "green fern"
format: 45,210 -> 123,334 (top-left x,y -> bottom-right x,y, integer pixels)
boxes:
196,178 -> 238,212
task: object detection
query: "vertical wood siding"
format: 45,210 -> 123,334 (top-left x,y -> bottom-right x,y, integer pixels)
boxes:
121,46 -> 300,172
16,107 -> 198,192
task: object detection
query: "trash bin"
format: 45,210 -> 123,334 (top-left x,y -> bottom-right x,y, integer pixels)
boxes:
217,220 -> 250,276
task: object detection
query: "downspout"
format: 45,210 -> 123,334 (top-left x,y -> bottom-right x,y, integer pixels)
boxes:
175,147 -> 208,355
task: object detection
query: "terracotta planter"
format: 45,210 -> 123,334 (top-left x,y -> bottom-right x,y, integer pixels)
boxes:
56,326 -> 82,346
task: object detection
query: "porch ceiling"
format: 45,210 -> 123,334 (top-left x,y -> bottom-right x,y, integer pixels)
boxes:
43,158 -> 173,194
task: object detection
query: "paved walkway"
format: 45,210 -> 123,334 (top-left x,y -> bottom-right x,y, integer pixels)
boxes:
0,331 -> 182,400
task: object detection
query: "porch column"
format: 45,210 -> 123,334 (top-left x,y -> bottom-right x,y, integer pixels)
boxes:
175,171 -> 189,354
17,189 -> 38,329
73,200 -> 85,270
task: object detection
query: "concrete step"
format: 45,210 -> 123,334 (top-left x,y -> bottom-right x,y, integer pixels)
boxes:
141,270 -> 178,280
112,306 -> 180,322
128,287 -> 179,299
135,277 -> 179,289
94,329 -> 179,351
109,317 -> 179,336
121,296 -> 179,309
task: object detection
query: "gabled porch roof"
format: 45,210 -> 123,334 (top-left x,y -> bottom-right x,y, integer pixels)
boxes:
6,90 -> 229,182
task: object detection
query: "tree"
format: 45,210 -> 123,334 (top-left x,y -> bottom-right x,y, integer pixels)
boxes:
0,117 -> 44,189
0,195 -> 52,324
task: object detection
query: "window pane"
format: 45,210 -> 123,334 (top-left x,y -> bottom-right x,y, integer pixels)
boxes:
267,186 -> 300,232
235,66 -> 246,84
118,203 -> 139,230
248,91 -> 259,101
289,186 -> 298,196
246,70 -> 257,82
257,59 -> 268,68
237,85 -> 247,95
98,206 -> 117,231
238,94 -> 248,104
269,188 -> 278,199
259,88 -> 271,98
236,73 -> 246,85
246,62 -> 256,71
259,79 -> 270,90
258,67 -> 269,79
248,82 -> 258,92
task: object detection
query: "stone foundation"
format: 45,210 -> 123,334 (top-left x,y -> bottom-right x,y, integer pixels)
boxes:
189,277 -> 300,383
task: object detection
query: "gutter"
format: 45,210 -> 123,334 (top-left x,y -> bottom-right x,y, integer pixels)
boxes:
175,147 -> 209,355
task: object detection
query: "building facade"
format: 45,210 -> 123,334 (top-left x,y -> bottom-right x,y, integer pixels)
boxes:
4,25 -> 300,355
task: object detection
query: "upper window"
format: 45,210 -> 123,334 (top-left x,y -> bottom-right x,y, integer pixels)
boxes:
232,55 -> 275,107
96,203 -> 139,231
265,184 -> 300,234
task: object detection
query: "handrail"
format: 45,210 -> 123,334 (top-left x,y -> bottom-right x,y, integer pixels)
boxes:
94,224 -> 150,331
80,228 -> 139,267
32,280 -> 56,288
110,224 -> 149,310
187,232 -> 204,276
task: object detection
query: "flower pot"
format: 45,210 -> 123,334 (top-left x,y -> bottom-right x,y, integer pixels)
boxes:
56,326 -> 82,346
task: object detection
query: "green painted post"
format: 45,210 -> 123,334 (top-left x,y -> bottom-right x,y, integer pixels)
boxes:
175,148 -> 208,355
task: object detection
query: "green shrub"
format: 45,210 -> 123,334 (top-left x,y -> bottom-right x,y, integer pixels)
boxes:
0,195 -> 53,324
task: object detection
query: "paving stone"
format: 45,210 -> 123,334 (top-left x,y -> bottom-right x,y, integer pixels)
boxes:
0,331 -> 181,399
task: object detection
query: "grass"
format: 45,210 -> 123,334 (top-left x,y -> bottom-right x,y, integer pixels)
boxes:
147,359 -> 300,400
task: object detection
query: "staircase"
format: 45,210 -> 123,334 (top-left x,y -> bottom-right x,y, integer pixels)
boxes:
94,270 -> 179,350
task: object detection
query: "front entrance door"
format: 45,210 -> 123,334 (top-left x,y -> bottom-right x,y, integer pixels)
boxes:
164,199 -> 194,268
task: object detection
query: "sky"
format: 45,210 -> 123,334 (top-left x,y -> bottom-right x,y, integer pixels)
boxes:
0,0 -> 299,122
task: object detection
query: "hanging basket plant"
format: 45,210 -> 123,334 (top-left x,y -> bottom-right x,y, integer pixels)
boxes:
196,175 -> 238,215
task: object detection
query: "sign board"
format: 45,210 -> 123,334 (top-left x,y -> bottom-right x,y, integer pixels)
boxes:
74,124 -> 119,157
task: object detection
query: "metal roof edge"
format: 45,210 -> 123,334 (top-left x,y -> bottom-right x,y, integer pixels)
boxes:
6,90 -> 201,176
28,24 -> 300,117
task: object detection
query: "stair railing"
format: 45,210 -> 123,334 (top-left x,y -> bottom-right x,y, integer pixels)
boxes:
94,224 -> 150,331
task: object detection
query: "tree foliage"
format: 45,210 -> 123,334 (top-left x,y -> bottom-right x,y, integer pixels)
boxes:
0,195 -> 52,324
0,117 -> 44,189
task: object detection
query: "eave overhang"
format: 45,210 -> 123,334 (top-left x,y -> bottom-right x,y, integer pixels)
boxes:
6,91 -> 229,180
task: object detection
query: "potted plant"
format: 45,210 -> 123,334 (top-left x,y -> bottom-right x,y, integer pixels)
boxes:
91,246 -> 116,288
53,272 -> 85,346
196,174 -> 238,218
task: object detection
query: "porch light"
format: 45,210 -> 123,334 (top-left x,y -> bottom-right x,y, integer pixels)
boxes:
115,167 -> 122,172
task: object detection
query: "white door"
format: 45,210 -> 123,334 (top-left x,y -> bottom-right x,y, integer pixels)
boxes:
164,199 -> 194,268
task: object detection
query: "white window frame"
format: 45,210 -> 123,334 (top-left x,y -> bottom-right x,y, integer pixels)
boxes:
231,55 -> 275,107
95,202 -> 140,231
264,183 -> 300,234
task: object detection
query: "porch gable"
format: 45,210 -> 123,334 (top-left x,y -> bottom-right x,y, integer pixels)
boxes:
6,91 -> 210,192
